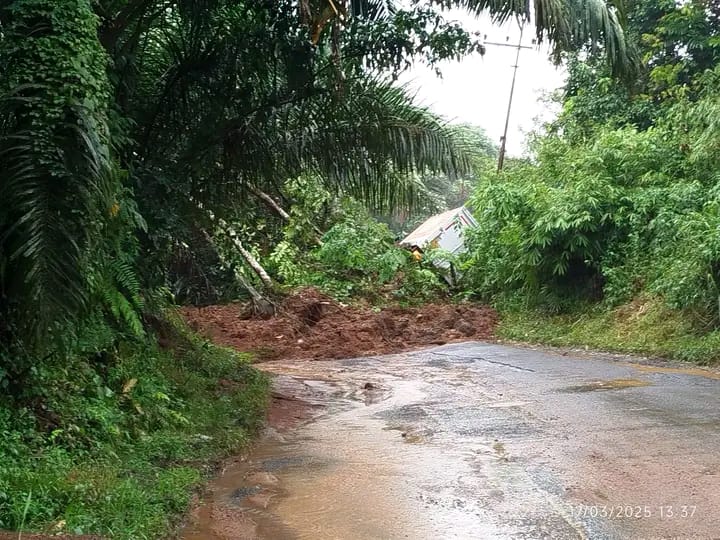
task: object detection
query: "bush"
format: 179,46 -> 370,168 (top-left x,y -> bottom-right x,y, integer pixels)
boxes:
461,79 -> 720,326
0,316 -> 269,538
270,202 -> 447,303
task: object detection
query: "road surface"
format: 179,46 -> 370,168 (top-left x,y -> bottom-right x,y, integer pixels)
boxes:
183,342 -> 720,540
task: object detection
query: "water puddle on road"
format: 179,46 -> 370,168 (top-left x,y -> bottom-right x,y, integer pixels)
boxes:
181,353 -> 612,540
182,374 -> 448,540
181,346 -> 720,540
559,378 -> 651,393
625,362 -> 720,380
181,361 -> 514,540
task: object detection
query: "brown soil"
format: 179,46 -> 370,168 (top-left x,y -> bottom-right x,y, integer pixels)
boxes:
182,288 -> 498,362
266,391 -> 317,431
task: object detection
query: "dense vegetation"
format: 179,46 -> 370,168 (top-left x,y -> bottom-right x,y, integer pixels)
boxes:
5,0 -> 718,532
0,324 -> 268,537
0,0 -> 630,536
460,0 -> 720,362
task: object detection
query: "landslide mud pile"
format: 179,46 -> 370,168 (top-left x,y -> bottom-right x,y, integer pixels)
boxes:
182,289 -> 497,361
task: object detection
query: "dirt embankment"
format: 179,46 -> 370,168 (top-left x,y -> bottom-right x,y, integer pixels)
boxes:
182,288 -> 498,362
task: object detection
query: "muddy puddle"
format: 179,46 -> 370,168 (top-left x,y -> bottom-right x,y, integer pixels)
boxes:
559,378 -> 652,393
181,344 -> 720,540
181,360 -> 511,540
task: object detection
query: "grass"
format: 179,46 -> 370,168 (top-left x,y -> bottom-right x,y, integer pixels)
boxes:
498,296 -> 720,365
0,316 -> 269,539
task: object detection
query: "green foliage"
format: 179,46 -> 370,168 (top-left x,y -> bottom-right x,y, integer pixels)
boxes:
464,157 -> 614,309
0,0 -> 636,340
447,1 -> 720,363
87,189 -> 149,339
378,124 -> 497,236
0,0 -> 115,344
498,297 -> 720,364
0,0 -> 638,534
394,265 -> 446,304
0,318 -> 269,538
464,64 -> 720,325
318,218 -> 406,283
456,0 -> 636,76
554,0 -> 720,141
270,201 -> 445,303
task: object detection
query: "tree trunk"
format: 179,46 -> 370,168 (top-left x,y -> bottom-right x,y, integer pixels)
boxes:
200,228 -> 276,318
193,198 -> 276,290
234,272 -> 276,318
249,184 -> 324,242
216,218 -> 275,289
249,184 -> 291,221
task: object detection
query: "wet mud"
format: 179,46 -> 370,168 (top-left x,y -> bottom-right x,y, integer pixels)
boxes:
181,342 -> 720,539
559,378 -> 652,393
181,288 -> 498,362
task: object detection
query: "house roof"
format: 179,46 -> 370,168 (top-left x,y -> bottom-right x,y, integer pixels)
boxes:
399,206 -> 471,248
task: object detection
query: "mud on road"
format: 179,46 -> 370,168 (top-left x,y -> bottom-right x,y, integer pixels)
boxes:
182,339 -> 720,540
182,289 -> 498,362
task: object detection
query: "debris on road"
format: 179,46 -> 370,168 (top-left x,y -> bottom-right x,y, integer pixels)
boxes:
182,288 -> 497,361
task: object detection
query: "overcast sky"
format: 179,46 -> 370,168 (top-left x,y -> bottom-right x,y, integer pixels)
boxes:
400,11 -> 567,157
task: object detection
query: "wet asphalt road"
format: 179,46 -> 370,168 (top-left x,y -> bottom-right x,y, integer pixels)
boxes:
184,342 -> 720,540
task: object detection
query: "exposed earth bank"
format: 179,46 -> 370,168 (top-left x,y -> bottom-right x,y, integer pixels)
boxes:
182,288 -> 498,361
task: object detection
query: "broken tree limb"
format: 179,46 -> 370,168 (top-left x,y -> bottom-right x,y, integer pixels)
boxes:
249,184 -> 291,221
199,228 -> 276,318
216,218 -> 274,289
192,197 -> 275,290
248,184 -> 324,242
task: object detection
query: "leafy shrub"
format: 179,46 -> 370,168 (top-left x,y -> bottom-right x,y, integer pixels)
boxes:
462,71 -> 720,325
270,202 -> 447,303
0,316 -> 268,538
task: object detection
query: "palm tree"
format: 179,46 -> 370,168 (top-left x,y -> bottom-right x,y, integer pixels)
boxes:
304,0 -> 634,76
0,1 -> 116,348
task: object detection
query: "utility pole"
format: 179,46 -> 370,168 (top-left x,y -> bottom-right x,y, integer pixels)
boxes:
483,25 -> 534,172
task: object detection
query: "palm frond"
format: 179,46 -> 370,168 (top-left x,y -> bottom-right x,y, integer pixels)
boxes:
207,76 -> 471,214
349,0 -> 397,20
0,92 -> 113,341
302,78 -> 470,211
451,0 -> 637,77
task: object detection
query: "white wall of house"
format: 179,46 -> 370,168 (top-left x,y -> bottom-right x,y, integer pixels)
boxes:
434,207 -> 476,254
